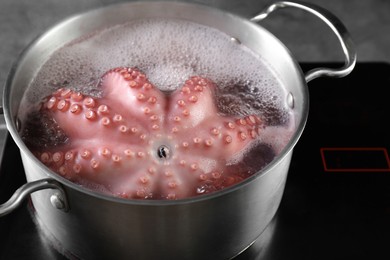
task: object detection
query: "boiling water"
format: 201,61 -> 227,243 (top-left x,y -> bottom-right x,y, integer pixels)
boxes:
19,18 -> 296,198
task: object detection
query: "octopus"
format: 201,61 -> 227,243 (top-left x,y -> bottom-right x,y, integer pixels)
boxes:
23,67 -> 270,200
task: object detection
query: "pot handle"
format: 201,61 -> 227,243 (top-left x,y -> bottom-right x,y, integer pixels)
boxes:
250,1 -> 357,82
0,178 -> 69,217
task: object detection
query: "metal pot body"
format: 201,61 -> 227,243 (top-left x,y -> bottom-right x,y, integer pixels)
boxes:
2,1 -> 355,259
22,149 -> 291,259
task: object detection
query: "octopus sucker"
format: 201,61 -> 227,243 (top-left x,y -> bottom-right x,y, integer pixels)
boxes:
139,175 -> 150,184
112,154 -> 121,163
58,166 -> 67,176
40,152 -> 52,164
85,110 -> 97,120
136,189 -> 146,198
167,180 -> 178,189
81,149 -> 92,159
166,193 -> 176,200
190,163 -> 198,171
124,149 -> 135,157
90,159 -> 100,169
71,92 -> 83,102
70,104 -> 82,114
60,89 -> 72,98
171,127 -> 179,133
148,167 -> 156,174
199,174 -> 208,181
181,86 -> 191,95
177,100 -> 186,107
113,114 -> 123,122
99,147 -> 111,157
101,117 -> 111,126
204,139 -> 213,147
27,67 -> 266,200
57,100 -> 69,112
98,104 -> 109,114
226,122 -> 235,129
236,118 -> 247,126
211,171 -> 221,179
147,96 -> 157,104
83,97 -> 96,108
150,115 -> 158,121
137,151 -> 145,158
188,95 -> 198,103
46,97 -> 58,109
119,125 -> 128,133
211,127 -> 220,136
224,135 -> 233,144
179,160 -> 186,166
193,137 -> 202,144
182,109 -> 190,117
52,152 -> 64,165
65,151 -> 75,161
238,131 -> 247,141
137,93 -> 146,101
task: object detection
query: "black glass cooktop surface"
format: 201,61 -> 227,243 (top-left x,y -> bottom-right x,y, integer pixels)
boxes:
1,63 -> 390,260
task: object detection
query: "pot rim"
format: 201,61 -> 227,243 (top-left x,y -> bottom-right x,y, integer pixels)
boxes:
3,1 -> 309,206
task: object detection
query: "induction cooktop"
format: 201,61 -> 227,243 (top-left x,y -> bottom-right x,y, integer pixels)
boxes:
1,63 -> 390,260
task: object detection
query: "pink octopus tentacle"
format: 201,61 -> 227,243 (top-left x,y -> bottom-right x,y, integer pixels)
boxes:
41,90 -> 151,145
101,67 -> 166,132
167,76 -> 218,131
37,145 -> 145,178
169,76 -> 263,159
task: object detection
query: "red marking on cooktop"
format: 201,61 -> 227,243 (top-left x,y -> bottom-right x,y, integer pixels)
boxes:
320,147 -> 390,172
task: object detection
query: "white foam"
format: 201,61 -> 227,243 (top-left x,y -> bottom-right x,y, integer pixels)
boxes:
20,18 -> 295,162
23,19 -> 286,101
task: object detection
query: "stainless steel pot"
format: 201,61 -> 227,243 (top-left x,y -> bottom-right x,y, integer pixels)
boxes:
0,1 -> 356,259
